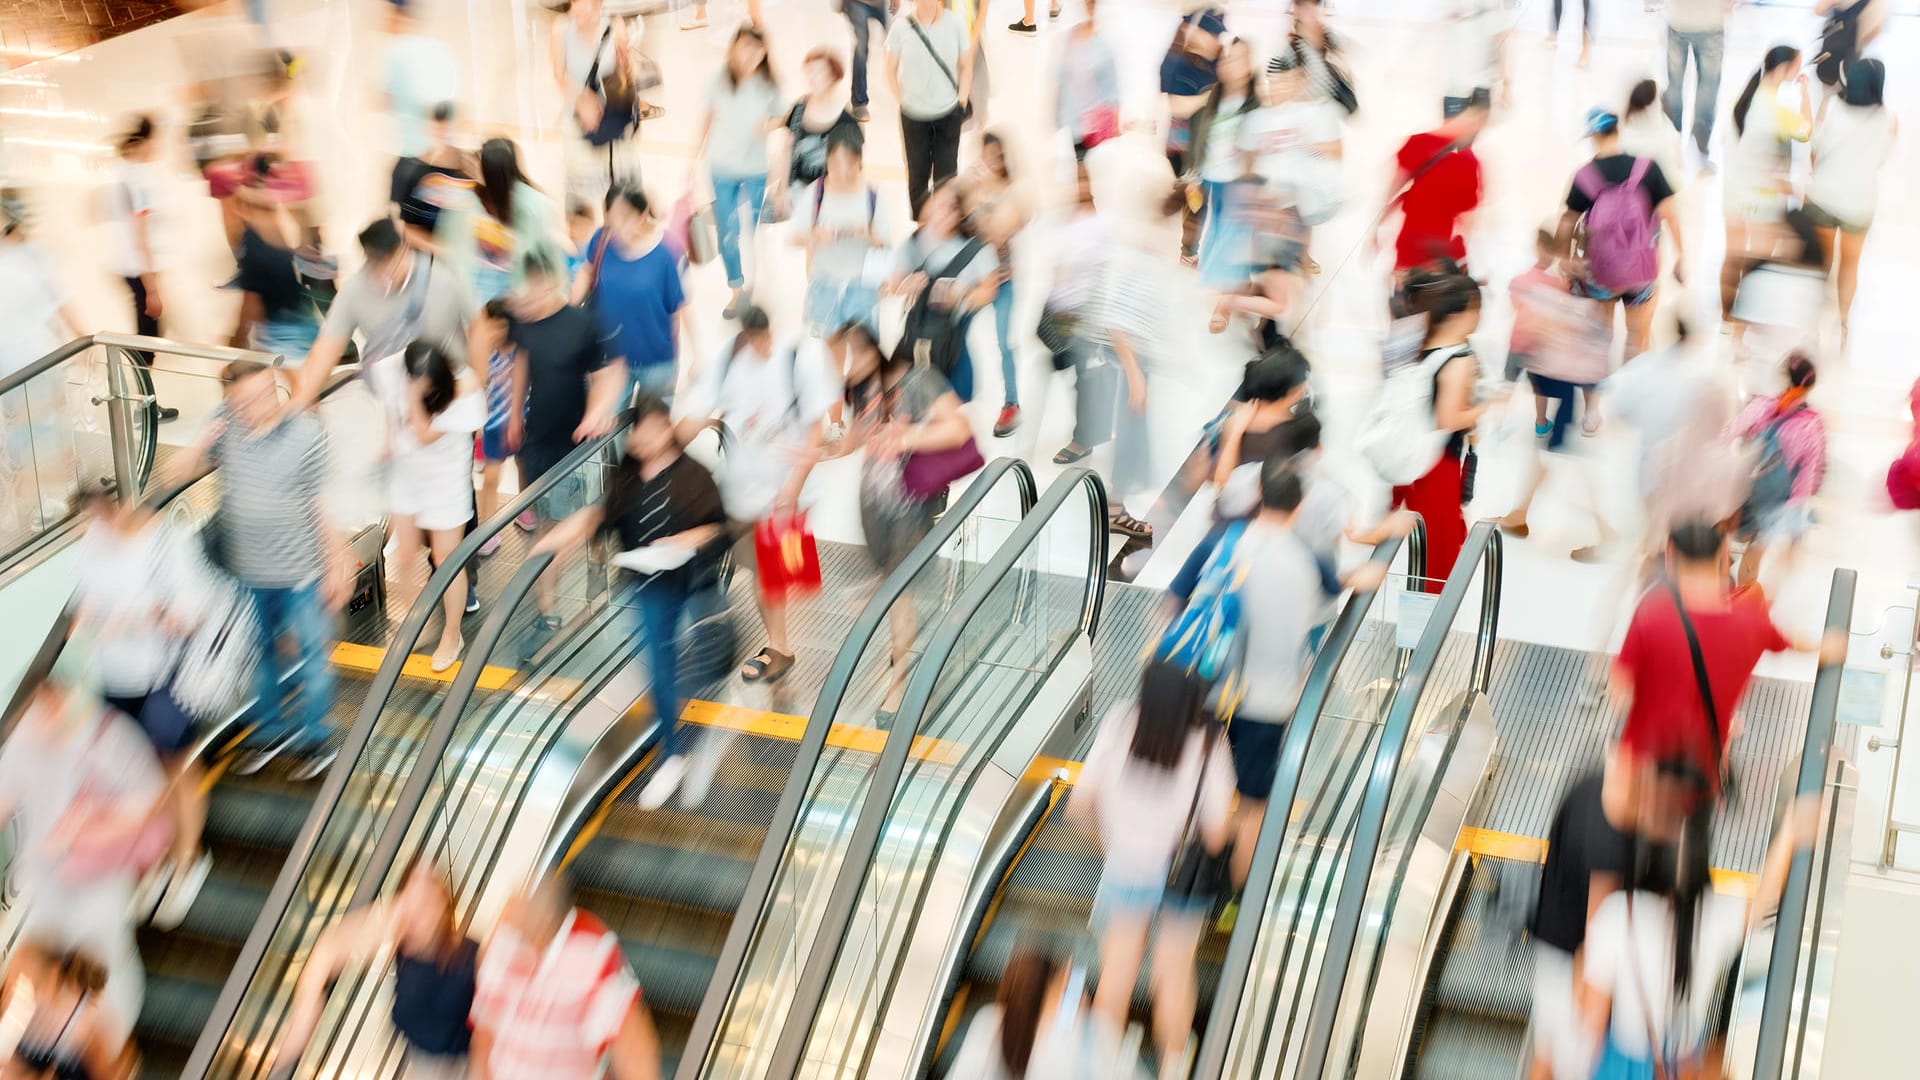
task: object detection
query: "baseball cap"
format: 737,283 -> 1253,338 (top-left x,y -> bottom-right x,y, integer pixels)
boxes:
1585,108 -> 1620,137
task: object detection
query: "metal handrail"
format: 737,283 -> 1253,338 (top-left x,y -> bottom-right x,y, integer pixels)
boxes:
0,333 -> 287,399
1752,569 -> 1856,1080
1190,518 -> 1426,1080
183,412 -> 636,1079
676,456 -> 1040,1078
760,467 -> 1109,1078
1296,521 -> 1503,1080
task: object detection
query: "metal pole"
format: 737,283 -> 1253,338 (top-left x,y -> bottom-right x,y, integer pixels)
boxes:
101,346 -> 138,499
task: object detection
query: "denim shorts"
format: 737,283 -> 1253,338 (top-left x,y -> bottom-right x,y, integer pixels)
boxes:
1091,866 -> 1211,927
1570,276 -> 1656,307
805,279 -> 880,337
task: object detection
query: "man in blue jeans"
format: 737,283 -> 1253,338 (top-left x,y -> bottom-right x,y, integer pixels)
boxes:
842,0 -> 891,123
173,360 -> 348,780
1663,0 -> 1725,156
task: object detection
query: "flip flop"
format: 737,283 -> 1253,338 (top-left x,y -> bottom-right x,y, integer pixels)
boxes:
741,647 -> 795,683
1108,512 -> 1153,540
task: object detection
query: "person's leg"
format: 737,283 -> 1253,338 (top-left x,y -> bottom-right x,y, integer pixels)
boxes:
1693,31 -> 1724,155
1407,455 -> 1466,592
1837,228 -> 1866,331
247,585 -> 292,745
477,461 -> 502,525
286,580 -> 338,750
901,115 -> 933,219
429,526 -> 464,663
633,580 -> 685,761
1721,219 -> 1748,319
993,277 -> 1018,409
711,173 -> 749,292
165,748 -> 207,866
1550,0 -> 1563,37
930,108 -> 962,190
1664,29 -> 1688,133
847,4 -> 874,110
1066,341 -> 1113,455
1092,912 -> 1151,1034
1623,288 -> 1656,357
1148,912 -> 1207,1071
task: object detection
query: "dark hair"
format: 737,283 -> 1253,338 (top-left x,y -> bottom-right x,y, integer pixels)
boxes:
1205,38 -> 1258,117
1632,760 -> 1711,998
358,217 -> 404,262
477,138 -> 533,225
404,342 -> 458,416
522,249 -> 562,282
609,185 -> 650,217
1667,519 -> 1726,563
727,305 -> 774,370
825,130 -> 865,163
482,297 -> 510,322
981,132 -> 1013,179
398,859 -> 463,965
1626,79 -> 1658,120
1130,660 -> 1207,769
566,197 -> 595,221
429,100 -> 456,124
1402,262 -> 1482,336
1733,46 -> 1800,136
724,25 -> 775,88
117,114 -> 154,154
1783,350 -> 1817,390
837,322 -> 895,405
1260,458 -> 1305,513
804,46 -> 847,83
1842,58 -> 1886,108
1271,409 -> 1323,459
1240,346 -> 1310,403
221,357 -> 273,388
995,947 -> 1062,1076
631,392 -> 673,426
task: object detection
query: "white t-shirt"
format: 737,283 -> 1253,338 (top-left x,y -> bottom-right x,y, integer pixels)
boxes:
1809,103 -> 1895,226
886,12 -> 969,120
1238,101 -> 1343,222
1583,889 -> 1748,1061
73,522 -> 216,697
1199,97 -> 1251,183
385,33 -> 460,158
806,182 -> 891,285
1446,0 -> 1511,98
104,159 -> 162,278
1075,705 -> 1236,887
1234,519 -> 1325,719
704,73 -> 782,178
0,241 -> 70,377
682,338 -> 842,520
1666,0 -> 1725,33
1619,110 -> 1684,195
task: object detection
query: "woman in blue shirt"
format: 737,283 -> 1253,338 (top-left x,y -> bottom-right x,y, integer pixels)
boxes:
573,186 -> 688,401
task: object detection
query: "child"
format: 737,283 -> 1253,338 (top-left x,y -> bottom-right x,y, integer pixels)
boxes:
565,198 -> 598,287
1508,227 -> 1605,443
475,299 -> 517,556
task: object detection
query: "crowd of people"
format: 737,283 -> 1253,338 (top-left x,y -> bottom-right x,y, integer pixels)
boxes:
0,0 -> 1902,1077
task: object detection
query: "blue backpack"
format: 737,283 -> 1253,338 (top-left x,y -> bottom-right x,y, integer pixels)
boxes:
1155,522 -> 1251,719
1744,412 -> 1799,521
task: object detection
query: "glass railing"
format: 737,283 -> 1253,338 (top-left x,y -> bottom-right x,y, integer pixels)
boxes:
1290,522 -> 1503,1080
187,415 -> 634,1079
741,467 -> 1108,1080
1194,522 -> 1425,1080
684,458 -> 1044,1080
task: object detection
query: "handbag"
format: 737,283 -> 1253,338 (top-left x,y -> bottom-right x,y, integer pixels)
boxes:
1037,309 -> 1080,372
688,204 -> 720,266
901,237 -> 986,378
167,527 -> 262,725
1459,443 -> 1479,505
901,435 -> 985,503
1078,104 -> 1121,150
59,714 -> 176,886
1165,721 -> 1232,905
753,513 -> 823,601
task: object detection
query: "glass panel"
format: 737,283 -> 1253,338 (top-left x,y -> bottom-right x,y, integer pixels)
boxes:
1,349 -> 104,554
793,479 -> 1096,1077
701,465 -> 1039,1080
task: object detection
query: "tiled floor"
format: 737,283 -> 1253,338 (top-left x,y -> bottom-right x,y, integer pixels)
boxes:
0,0 -> 187,68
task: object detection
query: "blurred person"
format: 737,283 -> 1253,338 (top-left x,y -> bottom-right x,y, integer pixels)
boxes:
1721,47 -> 1812,320
566,198 -> 600,284
1054,0 -> 1119,159
1041,163 -> 1116,470
474,300 -> 518,557
841,0 -> 890,123
1610,521 -> 1844,789
1071,660 -> 1236,1074
1550,0 -> 1592,67
1556,108 -> 1684,360
170,360 -> 346,778
801,137 -> 890,352
299,217 -> 476,408
1086,202 -> 1175,543
228,163 -> 321,362
1276,0 -> 1354,116
1619,80 -> 1683,192
831,322 -> 971,712
369,342 -> 485,671
448,138 -> 567,304
1238,51 -> 1343,269
886,0 -> 972,219
886,177 -> 998,404
964,133 -> 1032,436
470,873 -> 661,1080
1210,347 -> 1312,515
1605,320 -> 1746,557
1806,58 -> 1895,338
1727,214 -> 1827,371
274,862 -> 477,1080
1813,0 -> 1886,89
534,394 -> 728,809
574,187 -> 687,401
0,673 -> 166,1046
948,946 -> 1132,1079
509,252 -> 626,626
1160,0 -> 1229,188
1381,91 -> 1488,279
689,25 -> 782,318
1663,0 -> 1725,158
553,0 -> 640,206
391,103 -> 471,249
1727,352 -> 1825,589
0,189 -> 86,532
6,944 -> 129,1079
382,0 -> 459,160
1445,0 -> 1511,119
676,306 -> 837,685
71,488 -> 220,930
108,115 -> 178,422
768,48 -> 862,219
1504,228 -> 1595,435
1187,39 -> 1259,291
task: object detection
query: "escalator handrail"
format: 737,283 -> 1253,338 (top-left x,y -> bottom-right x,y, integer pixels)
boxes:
1296,520 -> 1503,1080
676,456 -> 1040,1078
183,411 -> 636,1079
761,466 -> 1109,1078
1752,568 -> 1855,1080
1190,518 -> 1426,1080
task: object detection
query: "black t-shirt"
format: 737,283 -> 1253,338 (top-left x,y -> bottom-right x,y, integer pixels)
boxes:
1531,771 -> 1667,953
391,156 -> 471,230
509,304 -> 614,454
599,453 -> 729,589
786,103 -> 863,189
235,225 -> 308,321
1565,153 -> 1676,215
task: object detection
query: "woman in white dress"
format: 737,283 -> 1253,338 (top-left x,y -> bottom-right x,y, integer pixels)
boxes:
1720,46 -> 1812,320
1806,57 -> 1896,336
374,341 -> 485,671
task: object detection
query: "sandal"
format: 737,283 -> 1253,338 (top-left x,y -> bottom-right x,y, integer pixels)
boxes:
1107,512 -> 1153,540
1053,443 -> 1092,465
741,647 -> 795,683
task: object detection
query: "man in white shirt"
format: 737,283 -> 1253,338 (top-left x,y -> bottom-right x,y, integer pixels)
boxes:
1664,0 -> 1729,155
886,0 -> 972,218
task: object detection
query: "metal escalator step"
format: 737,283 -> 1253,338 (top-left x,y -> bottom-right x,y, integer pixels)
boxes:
203,779 -> 312,851
1410,1011 -> 1529,1080
147,871 -> 270,946
617,939 -> 723,1019
136,972 -> 223,1046
571,835 -> 752,914
1429,859 -> 1537,1025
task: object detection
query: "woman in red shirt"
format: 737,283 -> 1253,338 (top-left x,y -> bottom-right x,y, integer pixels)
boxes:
1383,92 -> 1490,277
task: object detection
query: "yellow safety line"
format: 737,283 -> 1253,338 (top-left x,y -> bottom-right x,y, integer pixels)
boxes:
1457,826 -> 1760,896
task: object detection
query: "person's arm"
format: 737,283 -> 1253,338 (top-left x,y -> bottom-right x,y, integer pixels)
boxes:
1657,199 -> 1686,285
571,234 -> 599,306
957,32 -> 976,107
549,19 -> 569,90
231,292 -> 266,350
508,346 -> 529,453
1752,795 -> 1822,922
884,37 -> 904,110
531,503 -> 608,556
271,901 -> 398,1072
469,1027 -> 494,1080
1109,328 -> 1147,414
1432,354 -> 1490,432
1210,405 -> 1251,490
296,330 -> 351,411
578,361 -> 626,441
894,388 -> 972,457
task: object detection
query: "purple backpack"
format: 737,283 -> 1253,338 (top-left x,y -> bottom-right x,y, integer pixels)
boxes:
1575,157 -> 1658,292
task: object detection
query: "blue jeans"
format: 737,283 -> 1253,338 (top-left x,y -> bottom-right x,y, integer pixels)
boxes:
628,362 -> 677,405
843,1 -> 889,108
1664,28 -> 1724,153
246,582 -> 336,750
1106,348 -> 1149,501
991,277 -> 1018,407
1528,373 -> 1591,452
628,577 -> 689,760
711,172 -> 766,289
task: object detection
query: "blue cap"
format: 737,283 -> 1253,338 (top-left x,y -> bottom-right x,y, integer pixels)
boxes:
1585,108 -> 1619,137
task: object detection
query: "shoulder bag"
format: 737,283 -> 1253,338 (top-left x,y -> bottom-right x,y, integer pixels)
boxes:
904,16 -> 972,120
901,236 -> 985,378
1165,722 -> 1233,906
1666,578 -> 1735,800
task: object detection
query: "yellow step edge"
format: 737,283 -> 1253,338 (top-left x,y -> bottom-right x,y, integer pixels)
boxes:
1457,826 -> 1759,896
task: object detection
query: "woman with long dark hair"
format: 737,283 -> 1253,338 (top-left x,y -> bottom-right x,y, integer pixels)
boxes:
1807,57 -> 1896,335
1722,46 -> 1812,318
1618,78 -> 1681,190
690,25 -> 782,318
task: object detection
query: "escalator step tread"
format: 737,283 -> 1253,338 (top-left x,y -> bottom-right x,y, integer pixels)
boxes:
203,781 -> 313,851
1410,1011 -> 1529,1080
135,972 -> 221,1045
135,872 -> 269,948
571,836 -> 754,913
1429,859 -> 1537,1023
616,938 -> 721,1020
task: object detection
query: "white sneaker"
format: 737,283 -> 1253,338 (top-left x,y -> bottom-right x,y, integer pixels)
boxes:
638,755 -> 688,811
132,860 -> 173,923
288,745 -> 340,782
151,851 -> 213,931
679,752 -> 717,810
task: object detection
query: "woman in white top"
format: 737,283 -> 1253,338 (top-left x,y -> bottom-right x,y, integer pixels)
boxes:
1072,661 -> 1235,1073
948,947 -> 1137,1080
802,137 -> 889,350
1806,57 -> 1897,335
1720,46 -> 1813,319
690,25 -> 783,317
1618,80 -> 1683,196
550,0 -> 639,205
374,341 -> 485,671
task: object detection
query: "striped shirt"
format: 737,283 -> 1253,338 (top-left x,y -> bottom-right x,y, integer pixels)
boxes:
207,409 -> 331,588
472,910 -> 641,1080
1088,244 -> 1169,359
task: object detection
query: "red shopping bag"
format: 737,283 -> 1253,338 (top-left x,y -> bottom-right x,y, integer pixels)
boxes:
754,513 -> 822,601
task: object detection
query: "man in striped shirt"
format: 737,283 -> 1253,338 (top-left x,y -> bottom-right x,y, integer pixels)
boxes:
171,360 -> 348,780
